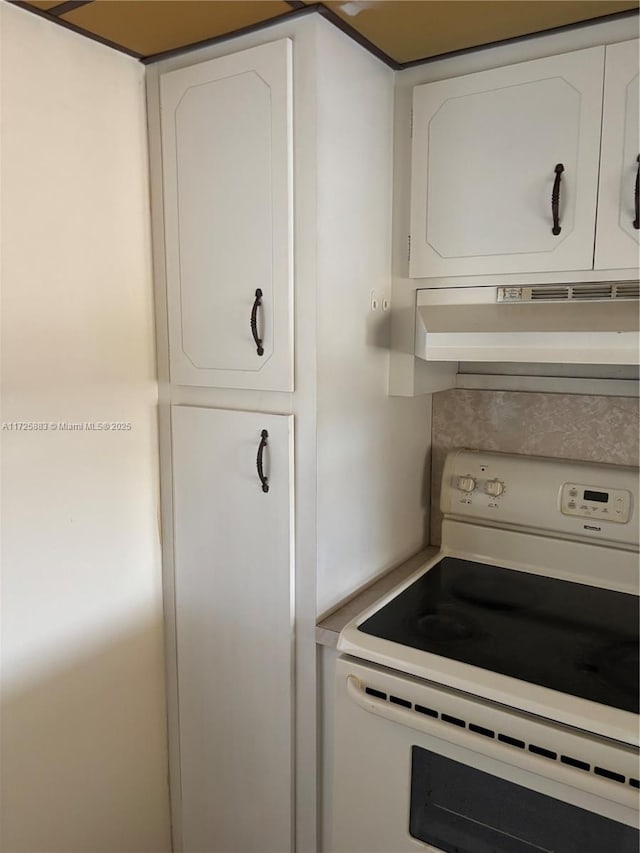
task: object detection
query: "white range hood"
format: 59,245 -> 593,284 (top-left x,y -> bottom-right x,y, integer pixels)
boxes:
415,281 -> 640,364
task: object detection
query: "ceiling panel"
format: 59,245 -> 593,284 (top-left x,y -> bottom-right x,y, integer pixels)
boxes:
61,0 -> 291,57
26,1 -> 65,9
316,0 -> 639,63
15,0 -> 640,63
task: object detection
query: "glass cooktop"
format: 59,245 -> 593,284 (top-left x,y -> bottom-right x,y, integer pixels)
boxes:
358,558 -> 640,714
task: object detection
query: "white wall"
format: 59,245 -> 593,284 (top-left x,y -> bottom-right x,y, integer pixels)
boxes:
0,4 -> 171,851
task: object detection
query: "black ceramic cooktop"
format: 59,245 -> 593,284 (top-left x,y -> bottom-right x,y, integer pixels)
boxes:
358,558 -> 640,714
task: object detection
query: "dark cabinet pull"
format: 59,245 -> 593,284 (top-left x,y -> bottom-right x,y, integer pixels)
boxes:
256,429 -> 269,493
633,155 -> 639,230
551,163 -> 564,236
250,289 -> 265,356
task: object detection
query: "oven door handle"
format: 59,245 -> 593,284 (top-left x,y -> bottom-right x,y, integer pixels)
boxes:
345,676 -> 639,812
347,675 -> 477,746
346,675 -> 476,747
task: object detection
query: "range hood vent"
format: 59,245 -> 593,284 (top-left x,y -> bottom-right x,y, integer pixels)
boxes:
528,286 -> 570,301
415,281 -> 640,366
499,283 -> 640,302
617,282 -> 640,299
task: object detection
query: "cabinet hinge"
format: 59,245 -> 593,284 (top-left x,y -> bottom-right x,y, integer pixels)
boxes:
407,235 -> 411,262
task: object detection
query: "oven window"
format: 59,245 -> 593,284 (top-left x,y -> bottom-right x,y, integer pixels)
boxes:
410,747 -> 639,853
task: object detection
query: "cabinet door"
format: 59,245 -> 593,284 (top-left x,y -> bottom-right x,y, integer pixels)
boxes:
171,406 -> 294,853
161,40 -> 293,390
410,47 -> 604,278
594,39 -> 640,271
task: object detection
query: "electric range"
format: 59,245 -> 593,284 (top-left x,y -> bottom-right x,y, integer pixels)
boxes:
332,450 -> 639,853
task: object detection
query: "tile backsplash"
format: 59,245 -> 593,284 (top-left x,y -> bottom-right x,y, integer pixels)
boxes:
430,389 -> 639,545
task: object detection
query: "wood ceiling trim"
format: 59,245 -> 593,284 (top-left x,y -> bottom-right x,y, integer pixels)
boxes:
11,0 -> 640,69
312,2 -> 401,68
400,6 -> 639,68
319,1 -> 639,64
63,1 -> 294,59
141,1 -> 400,67
48,0 -> 93,18
140,5 -> 322,65
141,2 -> 638,68
9,0 -> 143,57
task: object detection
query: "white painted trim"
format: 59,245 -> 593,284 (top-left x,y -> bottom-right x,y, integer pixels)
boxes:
146,59 -> 184,852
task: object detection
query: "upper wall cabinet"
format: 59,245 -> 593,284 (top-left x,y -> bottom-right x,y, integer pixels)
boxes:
160,39 -> 294,390
595,39 -> 639,270
409,46 -> 605,278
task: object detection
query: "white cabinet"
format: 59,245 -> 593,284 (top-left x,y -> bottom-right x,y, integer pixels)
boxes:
409,47 -> 605,278
595,39 -> 640,270
149,16 -> 431,853
160,39 -> 293,390
171,405 -> 294,853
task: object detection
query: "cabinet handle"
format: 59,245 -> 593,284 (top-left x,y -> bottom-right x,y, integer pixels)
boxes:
551,163 -> 564,236
633,155 -> 639,230
250,289 -> 265,357
256,429 -> 269,493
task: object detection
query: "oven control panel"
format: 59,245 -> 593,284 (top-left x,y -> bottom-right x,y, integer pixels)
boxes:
441,449 -> 639,548
560,483 -> 631,523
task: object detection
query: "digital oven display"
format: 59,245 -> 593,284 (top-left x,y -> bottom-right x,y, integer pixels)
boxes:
583,490 -> 609,503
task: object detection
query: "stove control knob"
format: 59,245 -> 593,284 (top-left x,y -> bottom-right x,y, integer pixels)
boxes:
485,479 -> 504,497
457,476 -> 476,493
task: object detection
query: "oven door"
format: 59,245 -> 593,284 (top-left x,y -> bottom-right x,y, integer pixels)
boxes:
331,657 -> 639,853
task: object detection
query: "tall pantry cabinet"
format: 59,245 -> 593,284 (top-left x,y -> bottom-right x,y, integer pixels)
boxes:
146,15 -> 430,853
